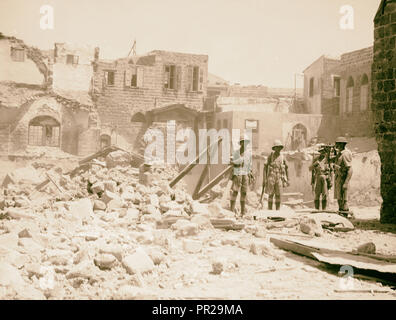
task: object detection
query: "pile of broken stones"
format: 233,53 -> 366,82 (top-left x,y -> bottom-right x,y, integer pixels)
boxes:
0,150 -> 359,299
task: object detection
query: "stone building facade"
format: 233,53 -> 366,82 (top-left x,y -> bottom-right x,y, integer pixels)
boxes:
372,0 -> 396,223
92,50 -> 209,153
0,35 -> 96,156
303,47 -> 374,138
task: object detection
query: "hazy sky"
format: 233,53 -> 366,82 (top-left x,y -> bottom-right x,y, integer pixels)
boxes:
0,0 -> 381,88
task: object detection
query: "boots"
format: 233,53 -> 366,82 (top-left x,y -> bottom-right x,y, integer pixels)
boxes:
268,200 -> 273,210
230,200 -> 236,212
275,202 -> 280,210
240,201 -> 246,217
314,200 -> 320,210
322,199 -> 327,210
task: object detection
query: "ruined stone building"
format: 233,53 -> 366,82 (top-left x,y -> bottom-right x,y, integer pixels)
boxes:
303,46 -> 374,138
0,35 -> 97,156
372,0 -> 396,223
0,34 -> 212,159
92,50 -> 209,155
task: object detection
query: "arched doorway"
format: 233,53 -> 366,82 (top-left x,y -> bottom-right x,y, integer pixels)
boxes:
28,116 -> 60,147
360,74 -> 369,111
291,123 -> 307,150
346,76 -> 355,113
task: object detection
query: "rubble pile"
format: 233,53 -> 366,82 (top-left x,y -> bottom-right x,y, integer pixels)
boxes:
0,150 -> 394,299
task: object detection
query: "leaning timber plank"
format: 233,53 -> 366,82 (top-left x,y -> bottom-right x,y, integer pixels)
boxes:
35,178 -> 50,191
192,164 -> 209,200
170,137 -> 222,188
196,165 -> 233,199
79,146 -> 118,165
45,173 -> 63,193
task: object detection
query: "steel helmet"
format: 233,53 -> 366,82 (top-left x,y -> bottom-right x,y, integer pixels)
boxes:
335,136 -> 348,144
272,139 -> 284,150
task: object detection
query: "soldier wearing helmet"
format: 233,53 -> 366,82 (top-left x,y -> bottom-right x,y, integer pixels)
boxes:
229,134 -> 253,217
261,139 -> 289,210
309,145 -> 333,210
333,136 -> 353,213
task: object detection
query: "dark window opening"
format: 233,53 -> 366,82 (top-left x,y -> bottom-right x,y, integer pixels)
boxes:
66,54 -> 79,65
333,77 -> 340,97
100,134 -> 111,149
193,66 -> 199,91
164,65 -> 176,89
28,116 -> 60,147
104,71 -> 115,86
131,73 -> 137,87
11,48 -> 25,62
309,77 -> 314,97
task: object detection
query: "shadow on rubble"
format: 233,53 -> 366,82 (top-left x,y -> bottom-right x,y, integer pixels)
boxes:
282,251 -> 396,289
351,218 -> 396,235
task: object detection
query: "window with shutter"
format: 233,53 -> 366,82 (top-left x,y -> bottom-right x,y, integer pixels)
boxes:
124,69 -> 132,87
186,66 -> 193,92
192,66 -> 199,91
164,65 -> 170,89
176,66 -> 182,91
164,65 -> 176,89
73,55 -> 79,65
199,68 -> 203,91
137,67 -> 144,87
104,71 -> 115,86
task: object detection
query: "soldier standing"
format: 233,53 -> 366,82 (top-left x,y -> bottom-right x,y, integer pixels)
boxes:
230,135 -> 252,217
333,137 -> 353,213
262,140 -> 289,210
309,146 -> 333,210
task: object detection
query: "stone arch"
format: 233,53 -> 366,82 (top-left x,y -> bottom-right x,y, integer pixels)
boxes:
131,112 -> 146,123
28,115 -> 60,147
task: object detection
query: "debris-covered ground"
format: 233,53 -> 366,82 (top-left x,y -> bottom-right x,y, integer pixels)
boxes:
0,150 -> 395,300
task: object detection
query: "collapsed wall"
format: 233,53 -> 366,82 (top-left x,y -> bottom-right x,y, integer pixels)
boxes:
372,1 -> 396,223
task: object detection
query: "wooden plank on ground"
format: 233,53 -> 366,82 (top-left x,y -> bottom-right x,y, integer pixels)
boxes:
311,252 -> 396,274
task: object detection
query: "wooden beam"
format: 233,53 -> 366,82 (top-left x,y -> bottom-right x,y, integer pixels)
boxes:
195,165 -> 232,199
169,137 -> 222,188
192,164 -> 209,199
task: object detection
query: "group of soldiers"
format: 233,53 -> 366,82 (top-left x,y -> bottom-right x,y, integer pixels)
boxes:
229,135 -> 353,217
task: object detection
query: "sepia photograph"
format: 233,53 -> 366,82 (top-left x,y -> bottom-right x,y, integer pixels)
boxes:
0,0 -> 395,306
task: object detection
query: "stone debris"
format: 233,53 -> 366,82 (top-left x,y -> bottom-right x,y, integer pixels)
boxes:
122,248 -> 155,275
357,242 -> 376,254
300,217 -> 324,237
0,149 -> 392,300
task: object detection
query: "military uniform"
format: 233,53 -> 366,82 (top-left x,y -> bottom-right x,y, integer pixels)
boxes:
264,141 -> 288,210
230,139 -> 252,216
310,153 -> 332,210
334,147 -> 353,211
